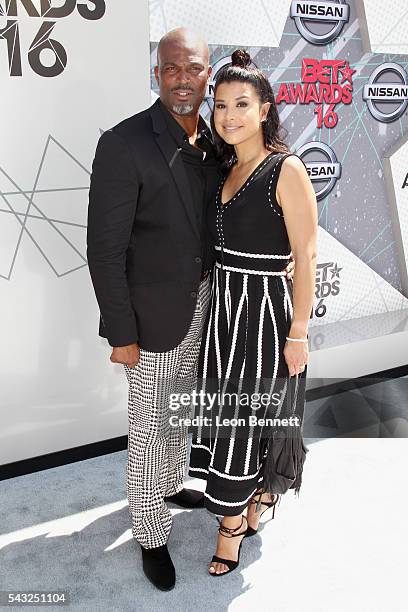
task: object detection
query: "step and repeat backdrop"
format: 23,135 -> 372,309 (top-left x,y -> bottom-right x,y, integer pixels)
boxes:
150,0 -> 408,327
1,0 -> 407,464
0,1 -> 150,464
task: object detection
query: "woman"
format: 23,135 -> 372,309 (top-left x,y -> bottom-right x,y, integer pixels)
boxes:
188,49 -> 318,576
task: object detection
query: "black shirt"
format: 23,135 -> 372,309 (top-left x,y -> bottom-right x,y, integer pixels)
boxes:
158,100 -> 217,273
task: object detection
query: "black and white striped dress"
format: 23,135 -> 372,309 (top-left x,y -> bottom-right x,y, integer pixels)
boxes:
188,152 -> 309,516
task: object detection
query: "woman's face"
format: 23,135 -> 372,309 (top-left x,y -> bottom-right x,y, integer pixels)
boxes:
213,80 -> 270,147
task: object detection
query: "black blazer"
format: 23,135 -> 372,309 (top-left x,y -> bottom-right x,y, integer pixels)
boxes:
86,99 -> 221,352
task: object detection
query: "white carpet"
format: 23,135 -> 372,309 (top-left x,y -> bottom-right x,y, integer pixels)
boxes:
0,438 -> 406,611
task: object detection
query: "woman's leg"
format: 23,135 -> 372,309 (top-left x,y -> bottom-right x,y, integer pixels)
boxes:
246,489 -> 278,532
209,513 -> 248,575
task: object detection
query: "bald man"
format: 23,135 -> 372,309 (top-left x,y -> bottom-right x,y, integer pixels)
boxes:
87,28 -> 218,591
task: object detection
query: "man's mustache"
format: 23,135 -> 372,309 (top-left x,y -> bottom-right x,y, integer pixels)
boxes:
171,86 -> 195,92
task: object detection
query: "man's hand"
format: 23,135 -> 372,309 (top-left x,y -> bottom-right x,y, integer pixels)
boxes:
110,343 -> 140,368
284,255 -> 295,281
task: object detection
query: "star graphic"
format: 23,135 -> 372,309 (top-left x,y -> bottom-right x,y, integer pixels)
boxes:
339,62 -> 356,84
330,263 -> 343,279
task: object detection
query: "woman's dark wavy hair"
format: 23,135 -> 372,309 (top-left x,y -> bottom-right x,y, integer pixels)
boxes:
211,49 -> 290,171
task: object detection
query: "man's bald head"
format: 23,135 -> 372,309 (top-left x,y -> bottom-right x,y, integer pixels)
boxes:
154,28 -> 211,116
157,27 -> 209,67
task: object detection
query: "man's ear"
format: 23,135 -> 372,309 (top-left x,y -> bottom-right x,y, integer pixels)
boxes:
207,65 -> 213,79
154,64 -> 159,86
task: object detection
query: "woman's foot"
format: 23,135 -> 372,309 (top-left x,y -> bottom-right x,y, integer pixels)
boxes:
208,515 -> 248,575
246,489 -> 278,533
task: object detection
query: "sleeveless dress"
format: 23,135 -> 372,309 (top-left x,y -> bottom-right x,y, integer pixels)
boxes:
188,151 -> 309,516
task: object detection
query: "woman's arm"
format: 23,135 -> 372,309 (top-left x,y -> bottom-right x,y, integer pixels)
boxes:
276,154 -> 318,374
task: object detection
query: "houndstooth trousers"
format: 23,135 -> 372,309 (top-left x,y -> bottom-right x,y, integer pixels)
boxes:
123,276 -> 211,548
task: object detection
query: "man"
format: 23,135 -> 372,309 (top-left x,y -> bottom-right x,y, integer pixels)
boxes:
87,27 -> 294,591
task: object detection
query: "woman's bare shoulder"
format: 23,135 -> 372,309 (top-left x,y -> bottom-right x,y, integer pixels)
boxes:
280,153 -> 308,177
276,154 -> 310,206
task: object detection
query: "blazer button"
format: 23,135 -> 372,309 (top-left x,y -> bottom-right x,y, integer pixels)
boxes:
195,256 -> 202,263
191,291 -> 197,298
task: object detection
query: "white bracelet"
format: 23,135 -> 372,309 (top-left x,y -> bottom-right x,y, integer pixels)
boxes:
286,336 -> 308,343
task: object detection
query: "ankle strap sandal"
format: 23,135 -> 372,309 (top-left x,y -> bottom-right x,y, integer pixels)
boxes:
246,489 -> 281,537
209,515 -> 248,577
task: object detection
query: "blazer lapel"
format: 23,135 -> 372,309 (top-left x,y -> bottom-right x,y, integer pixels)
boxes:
150,100 -> 200,240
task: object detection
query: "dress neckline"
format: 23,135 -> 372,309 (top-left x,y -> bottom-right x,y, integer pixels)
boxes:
220,151 -> 277,207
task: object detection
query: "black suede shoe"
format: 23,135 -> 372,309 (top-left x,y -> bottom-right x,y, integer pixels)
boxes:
164,488 -> 204,508
140,543 -> 176,591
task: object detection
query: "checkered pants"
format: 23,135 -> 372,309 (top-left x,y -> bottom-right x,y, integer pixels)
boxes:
123,276 -> 211,548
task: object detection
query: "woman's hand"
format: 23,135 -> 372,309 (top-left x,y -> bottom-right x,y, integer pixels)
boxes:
283,339 -> 308,377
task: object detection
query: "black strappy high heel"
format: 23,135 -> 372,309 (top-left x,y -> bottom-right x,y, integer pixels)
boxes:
245,489 -> 281,537
209,515 -> 248,576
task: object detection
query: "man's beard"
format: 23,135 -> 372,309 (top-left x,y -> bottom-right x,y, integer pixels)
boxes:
171,103 -> 194,115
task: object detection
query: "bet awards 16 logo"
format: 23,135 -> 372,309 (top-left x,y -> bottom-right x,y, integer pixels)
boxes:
312,261 -> 342,319
0,0 -> 106,77
276,57 -> 355,128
